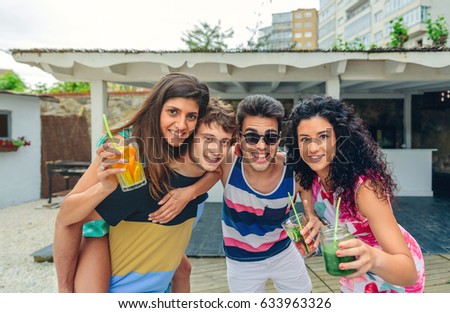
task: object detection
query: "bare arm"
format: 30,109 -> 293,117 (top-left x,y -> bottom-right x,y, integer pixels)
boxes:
53,141 -> 122,292
57,145 -> 124,226
296,182 -> 323,249
148,169 -> 221,223
337,181 -> 418,286
148,144 -> 234,224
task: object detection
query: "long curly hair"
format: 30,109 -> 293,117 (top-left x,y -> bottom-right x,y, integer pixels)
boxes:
287,95 -> 398,215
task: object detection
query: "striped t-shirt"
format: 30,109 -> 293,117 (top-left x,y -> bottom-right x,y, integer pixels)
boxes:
95,173 -> 208,293
221,155 -> 296,261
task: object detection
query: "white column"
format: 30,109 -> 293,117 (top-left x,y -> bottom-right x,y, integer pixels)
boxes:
403,93 -> 412,149
90,81 -> 108,161
326,77 -> 340,99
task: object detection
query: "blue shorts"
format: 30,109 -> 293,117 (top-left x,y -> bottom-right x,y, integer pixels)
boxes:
82,220 -> 110,237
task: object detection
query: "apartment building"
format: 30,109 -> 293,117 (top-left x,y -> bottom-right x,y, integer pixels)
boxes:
258,8 -> 319,50
292,8 -> 319,49
319,0 -> 450,49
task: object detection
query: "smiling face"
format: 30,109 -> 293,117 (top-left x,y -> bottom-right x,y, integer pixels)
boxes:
160,97 -> 199,147
296,116 -> 337,178
239,115 -> 280,173
190,122 -> 233,172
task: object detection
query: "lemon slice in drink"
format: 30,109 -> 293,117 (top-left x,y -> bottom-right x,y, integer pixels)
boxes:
286,226 -> 302,242
133,163 -> 143,182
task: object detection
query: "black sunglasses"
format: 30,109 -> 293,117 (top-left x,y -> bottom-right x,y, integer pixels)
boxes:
240,131 -> 280,145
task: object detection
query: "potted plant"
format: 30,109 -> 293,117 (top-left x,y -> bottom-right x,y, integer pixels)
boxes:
0,136 -> 31,152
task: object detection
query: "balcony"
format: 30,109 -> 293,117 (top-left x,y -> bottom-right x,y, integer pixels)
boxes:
346,0 -> 370,16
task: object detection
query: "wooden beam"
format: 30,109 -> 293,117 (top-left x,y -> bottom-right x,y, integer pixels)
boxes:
160,64 -> 170,74
278,64 -> 287,75
331,60 -> 347,75
271,81 -> 280,92
385,60 -> 407,75
103,64 -> 127,76
40,62 -> 73,76
219,63 -> 231,76
232,81 -> 249,92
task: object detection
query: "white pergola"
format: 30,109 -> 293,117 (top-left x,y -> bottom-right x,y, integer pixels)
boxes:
11,49 -> 449,196
12,49 -> 450,156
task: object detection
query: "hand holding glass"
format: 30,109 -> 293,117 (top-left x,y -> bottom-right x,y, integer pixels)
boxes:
282,213 -> 317,259
319,224 -> 356,276
109,142 -> 146,192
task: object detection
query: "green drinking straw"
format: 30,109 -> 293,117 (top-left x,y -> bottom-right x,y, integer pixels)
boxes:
102,114 -> 119,149
287,192 -> 310,253
334,196 -> 342,240
102,114 -> 136,185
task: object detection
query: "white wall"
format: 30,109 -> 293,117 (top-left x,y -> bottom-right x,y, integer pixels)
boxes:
384,149 -> 436,197
206,149 -> 436,202
207,181 -> 224,203
0,93 -> 41,208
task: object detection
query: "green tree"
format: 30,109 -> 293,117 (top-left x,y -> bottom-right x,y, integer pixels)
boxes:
31,81 -> 90,94
0,71 -> 28,92
33,81 -> 143,94
331,37 -> 346,51
235,0 -> 272,50
331,37 -> 366,51
426,15 -> 449,47
32,82 -> 51,94
389,17 -> 409,49
49,81 -> 90,93
181,20 -> 234,51
240,27 -> 269,50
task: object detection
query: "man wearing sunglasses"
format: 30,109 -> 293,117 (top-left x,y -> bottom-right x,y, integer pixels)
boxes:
152,94 -> 322,293
217,94 -> 321,293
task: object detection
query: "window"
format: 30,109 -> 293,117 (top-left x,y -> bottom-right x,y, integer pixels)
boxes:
374,30 -> 383,42
295,33 -> 303,38
319,35 -> 336,49
374,10 -> 383,22
0,111 -> 12,139
304,21 -> 313,28
360,33 -> 370,46
295,22 -> 302,28
304,12 -> 312,18
385,0 -> 415,16
319,19 -> 335,38
305,32 -> 312,38
345,13 -> 371,38
306,41 -> 312,47
295,12 -> 302,19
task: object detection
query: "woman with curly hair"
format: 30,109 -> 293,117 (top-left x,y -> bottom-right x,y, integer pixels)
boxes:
287,95 -> 425,293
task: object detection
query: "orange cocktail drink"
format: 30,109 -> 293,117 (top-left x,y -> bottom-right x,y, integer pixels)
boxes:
112,143 -> 146,192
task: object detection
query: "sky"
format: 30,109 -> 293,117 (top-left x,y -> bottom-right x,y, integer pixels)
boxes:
0,0 -> 320,88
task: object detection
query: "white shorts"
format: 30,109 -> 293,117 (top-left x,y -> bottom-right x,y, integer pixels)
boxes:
226,242 -> 312,293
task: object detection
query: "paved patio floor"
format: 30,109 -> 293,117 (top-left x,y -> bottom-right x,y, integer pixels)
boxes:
187,197 -> 450,256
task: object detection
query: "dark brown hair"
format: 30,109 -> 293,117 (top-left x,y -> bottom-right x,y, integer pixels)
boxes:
236,94 -> 284,132
287,95 -> 398,215
113,72 -> 209,199
198,97 -> 237,136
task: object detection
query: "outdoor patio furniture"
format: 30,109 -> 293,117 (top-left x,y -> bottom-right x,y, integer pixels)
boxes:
46,160 -> 90,203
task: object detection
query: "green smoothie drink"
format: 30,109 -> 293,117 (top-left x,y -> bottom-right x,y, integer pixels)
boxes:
320,225 -> 356,277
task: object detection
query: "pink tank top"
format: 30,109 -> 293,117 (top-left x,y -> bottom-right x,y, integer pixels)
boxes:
312,176 -> 425,293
